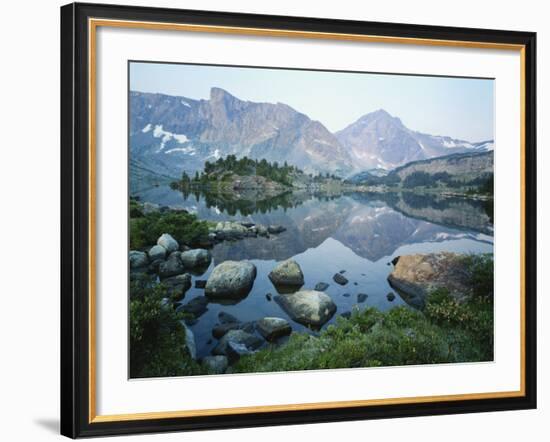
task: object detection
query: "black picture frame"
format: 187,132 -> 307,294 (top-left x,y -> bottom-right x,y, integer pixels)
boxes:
60,2 -> 537,438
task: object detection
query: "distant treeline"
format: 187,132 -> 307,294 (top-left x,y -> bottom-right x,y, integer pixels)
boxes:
347,170 -> 493,195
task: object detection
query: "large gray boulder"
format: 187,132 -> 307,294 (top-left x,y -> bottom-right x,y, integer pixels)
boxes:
181,249 -> 211,269
148,244 -> 167,261
205,261 -> 257,299
157,233 -> 179,253
202,355 -> 228,374
158,252 -> 184,278
387,252 -> 474,307
129,251 -> 148,269
268,259 -> 304,288
257,317 -> 291,341
212,329 -> 263,360
275,290 -> 336,327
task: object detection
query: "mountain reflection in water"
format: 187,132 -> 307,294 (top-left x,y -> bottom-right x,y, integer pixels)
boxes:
133,185 -> 493,358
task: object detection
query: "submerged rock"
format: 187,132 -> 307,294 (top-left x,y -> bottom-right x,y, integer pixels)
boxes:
357,293 -> 368,303
129,251 -> 148,269
314,282 -> 329,291
256,317 -> 291,341
205,261 -> 257,299
177,296 -> 209,318
387,292 -> 396,302
268,259 -> 304,288
195,279 -> 207,289
157,233 -> 179,253
218,311 -> 239,324
202,355 -> 228,374
333,273 -> 349,285
275,290 -> 336,327
387,252 -> 474,306
181,249 -> 211,269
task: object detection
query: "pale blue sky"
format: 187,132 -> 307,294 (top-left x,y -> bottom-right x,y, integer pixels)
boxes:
130,61 -> 494,142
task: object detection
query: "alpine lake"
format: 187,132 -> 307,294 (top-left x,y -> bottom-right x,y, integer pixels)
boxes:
133,184 -> 494,359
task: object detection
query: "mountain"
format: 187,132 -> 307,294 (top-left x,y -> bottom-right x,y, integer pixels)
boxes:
392,150 -> 493,182
336,109 -> 493,170
347,150 -> 494,188
130,88 -> 355,179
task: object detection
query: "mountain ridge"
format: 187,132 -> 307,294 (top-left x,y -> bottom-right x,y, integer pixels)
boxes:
129,88 -> 493,179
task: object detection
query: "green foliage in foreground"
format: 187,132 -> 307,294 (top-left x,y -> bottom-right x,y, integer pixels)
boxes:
129,210 -> 209,250
234,299 -> 493,373
129,282 -> 204,378
234,289 -> 493,374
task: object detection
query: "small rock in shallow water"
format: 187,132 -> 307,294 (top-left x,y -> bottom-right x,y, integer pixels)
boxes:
339,270 -> 346,274
177,296 -> 208,318
357,293 -> 368,303
333,273 -> 349,285
256,317 -> 291,341
314,282 -> 329,291
266,293 -> 272,301
353,282 -> 358,286
340,311 -> 352,319
387,292 -> 396,302
342,293 -> 350,297
268,225 -> 286,234
218,311 -> 239,324
163,274 -> 192,300
195,279 -> 207,289
212,322 -> 255,339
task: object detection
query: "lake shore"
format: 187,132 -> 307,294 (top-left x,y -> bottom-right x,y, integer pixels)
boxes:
129,196 -> 494,378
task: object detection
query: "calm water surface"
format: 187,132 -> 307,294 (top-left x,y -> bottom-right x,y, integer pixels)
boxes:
134,185 -> 494,358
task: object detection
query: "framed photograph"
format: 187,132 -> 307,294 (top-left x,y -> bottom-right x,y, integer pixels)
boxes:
60,2 -> 537,438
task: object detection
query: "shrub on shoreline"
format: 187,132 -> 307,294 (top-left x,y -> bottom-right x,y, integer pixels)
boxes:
130,210 -> 209,250
129,282 -> 203,378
